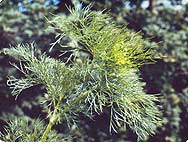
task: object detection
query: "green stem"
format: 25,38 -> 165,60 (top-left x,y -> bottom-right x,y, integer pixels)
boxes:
40,92 -> 88,142
40,96 -> 62,142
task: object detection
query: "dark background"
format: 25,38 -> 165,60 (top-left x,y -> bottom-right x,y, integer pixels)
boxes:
0,0 -> 188,142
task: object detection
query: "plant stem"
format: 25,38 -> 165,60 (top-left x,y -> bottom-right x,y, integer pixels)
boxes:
40,96 -> 63,142
40,92 -> 88,142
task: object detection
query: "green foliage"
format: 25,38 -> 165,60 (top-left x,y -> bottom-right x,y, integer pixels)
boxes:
1,5 -> 161,141
0,0 -> 56,125
0,118 -> 60,142
127,6 -> 188,142
116,2 -> 188,142
74,1 -> 188,142
49,5 -> 158,67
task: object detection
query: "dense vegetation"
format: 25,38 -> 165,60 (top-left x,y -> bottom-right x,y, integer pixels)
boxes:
0,0 -> 187,142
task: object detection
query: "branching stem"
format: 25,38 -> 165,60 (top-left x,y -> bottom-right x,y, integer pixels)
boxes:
40,92 -> 88,142
40,95 -> 63,142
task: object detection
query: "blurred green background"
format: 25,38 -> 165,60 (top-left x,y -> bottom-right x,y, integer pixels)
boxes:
0,0 -> 188,142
